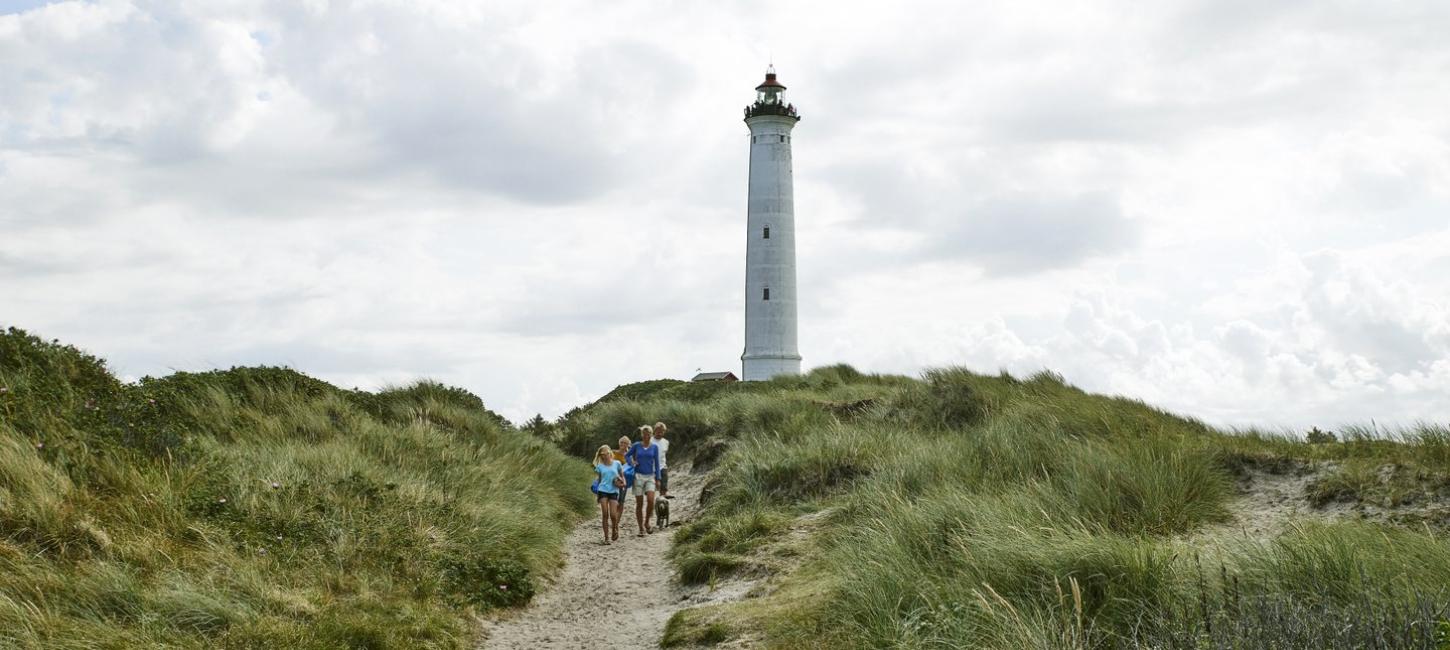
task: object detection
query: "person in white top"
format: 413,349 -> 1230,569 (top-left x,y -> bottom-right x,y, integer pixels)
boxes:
653,421 -> 672,499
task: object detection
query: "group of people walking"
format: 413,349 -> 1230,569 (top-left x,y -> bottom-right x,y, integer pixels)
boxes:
591,421 -> 672,545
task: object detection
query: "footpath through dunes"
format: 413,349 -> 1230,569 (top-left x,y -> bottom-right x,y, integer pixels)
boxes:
480,470 -> 739,649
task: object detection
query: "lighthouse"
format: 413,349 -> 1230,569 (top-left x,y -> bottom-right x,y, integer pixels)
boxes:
741,66 -> 802,381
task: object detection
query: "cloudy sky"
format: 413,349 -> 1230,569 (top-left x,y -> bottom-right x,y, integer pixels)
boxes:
3,0 -> 1448,429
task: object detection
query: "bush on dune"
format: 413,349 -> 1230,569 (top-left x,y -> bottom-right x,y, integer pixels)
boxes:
0,327 -> 590,649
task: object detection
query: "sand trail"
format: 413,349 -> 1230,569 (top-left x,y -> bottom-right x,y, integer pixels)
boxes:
479,471 -> 700,649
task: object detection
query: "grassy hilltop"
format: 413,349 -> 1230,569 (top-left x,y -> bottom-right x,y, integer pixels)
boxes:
550,367 -> 1450,649
0,328 -> 591,648
5,326 -> 1450,649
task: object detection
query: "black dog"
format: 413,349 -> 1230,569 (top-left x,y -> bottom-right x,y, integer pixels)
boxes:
655,497 -> 670,530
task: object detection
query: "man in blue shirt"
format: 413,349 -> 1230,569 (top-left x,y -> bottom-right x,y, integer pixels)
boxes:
626,425 -> 662,536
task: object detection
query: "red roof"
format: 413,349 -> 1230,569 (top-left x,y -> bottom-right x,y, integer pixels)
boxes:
755,72 -> 786,91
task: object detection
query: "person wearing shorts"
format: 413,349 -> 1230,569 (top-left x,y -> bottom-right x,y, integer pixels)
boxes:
633,472 -> 657,496
626,425 -> 662,536
592,445 -> 623,544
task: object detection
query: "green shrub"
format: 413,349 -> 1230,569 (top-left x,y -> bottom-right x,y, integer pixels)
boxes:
806,363 -> 865,386
708,426 -> 873,511
440,555 -> 534,608
670,506 -> 792,584
651,399 -> 718,461
913,367 -> 1002,428
595,378 -> 686,404
677,551 -> 748,585
661,609 -> 733,647
1053,437 -> 1230,535
556,399 -> 651,457
1239,521 -> 1450,602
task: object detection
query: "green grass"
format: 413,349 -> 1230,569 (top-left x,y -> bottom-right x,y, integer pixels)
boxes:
661,608 -> 732,647
0,327 -> 592,649
560,365 -> 1450,649
8,326 -> 1450,649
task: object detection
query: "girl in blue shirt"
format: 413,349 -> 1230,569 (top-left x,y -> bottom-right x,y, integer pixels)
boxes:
593,445 -> 623,544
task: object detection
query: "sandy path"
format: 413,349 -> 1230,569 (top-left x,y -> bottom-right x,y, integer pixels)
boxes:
479,471 -> 699,650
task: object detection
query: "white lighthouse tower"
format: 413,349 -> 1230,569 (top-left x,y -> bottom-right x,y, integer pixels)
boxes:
741,66 -> 802,381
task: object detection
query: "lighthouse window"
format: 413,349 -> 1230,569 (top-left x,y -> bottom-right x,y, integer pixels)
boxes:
763,226 -> 770,239
763,288 -> 771,301
779,135 -> 785,143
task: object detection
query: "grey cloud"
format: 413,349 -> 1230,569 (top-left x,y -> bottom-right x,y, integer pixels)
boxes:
1300,252 -> 1442,374
1165,0 -> 1309,51
813,159 -> 932,226
979,65 -> 1373,146
805,161 -> 1139,279
1219,320 -> 1272,361
491,248 -> 738,338
801,1 -> 1416,150
259,9 -> 684,205
493,288 -> 662,338
1316,158 -> 1450,240
0,250 -> 72,277
1,2 -> 662,211
189,338 -> 458,379
1169,0 -> 1450,54
929,193 -> 1140,275
0,4 -> 257,162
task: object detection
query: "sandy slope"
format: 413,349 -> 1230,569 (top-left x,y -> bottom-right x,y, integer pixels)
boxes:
479,471 -> 699,649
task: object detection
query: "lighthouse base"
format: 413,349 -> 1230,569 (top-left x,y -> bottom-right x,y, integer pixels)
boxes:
741,355 -> 802,382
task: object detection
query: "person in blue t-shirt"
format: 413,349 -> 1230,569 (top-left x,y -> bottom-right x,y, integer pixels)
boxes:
625,425 -> 662,536
592,445 -> 623,545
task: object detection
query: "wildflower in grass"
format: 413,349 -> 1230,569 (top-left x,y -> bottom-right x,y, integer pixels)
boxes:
147,398 -> 156,405
218,497 -> 227,504
35,442 -> 44,449
271,482 -> 281,489
258,548 -> 267,555
0,386 -> 8,393
499,585 -> 508,591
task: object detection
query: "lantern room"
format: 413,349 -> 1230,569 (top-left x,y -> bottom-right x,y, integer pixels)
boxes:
745,66 -> 800,121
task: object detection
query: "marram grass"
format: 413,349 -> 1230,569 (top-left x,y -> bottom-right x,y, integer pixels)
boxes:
564,366 -> 1450,649
8,326 -> 1450,649
0,327 -> 592,649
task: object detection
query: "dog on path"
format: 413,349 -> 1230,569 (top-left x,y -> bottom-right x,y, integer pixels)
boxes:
654,496 -> 670,530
